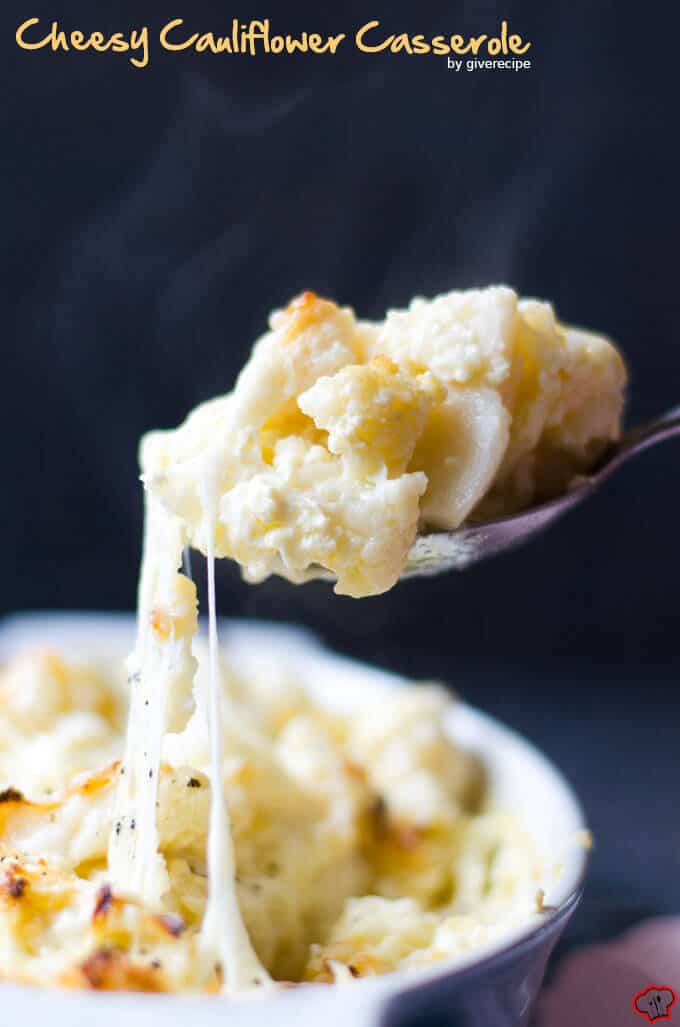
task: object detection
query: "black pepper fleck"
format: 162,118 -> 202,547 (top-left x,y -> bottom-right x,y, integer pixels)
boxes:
93,884 -> 114,918
7,875 -> 27,899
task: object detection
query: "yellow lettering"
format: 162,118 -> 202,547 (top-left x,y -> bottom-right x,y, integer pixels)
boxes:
500,20 -> 508,54
411,34 -> 430,54
129,27 -> 149,67
16,19 -> 153,65
327,33 -> 345,54
195,32 -> 228,53
286,35 -> 307,53
356,21 -> 390,53
51,23 -> 68,52
109,32 -> 128,53
15,17 -> 47,50
160,18 -> 197,52
390,33 -> 412,54
249,20 -> 268,53
15,16 -> 528,68
509,33 -> 531,54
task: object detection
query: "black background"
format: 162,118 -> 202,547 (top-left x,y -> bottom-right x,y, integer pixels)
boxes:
3,0 -> 680,974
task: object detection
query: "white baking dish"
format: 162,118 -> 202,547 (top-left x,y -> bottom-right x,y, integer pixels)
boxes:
0,613 -> 588,1027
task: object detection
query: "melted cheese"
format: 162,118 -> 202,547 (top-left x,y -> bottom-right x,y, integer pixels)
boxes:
108,484 -> 269,993
2,639 -> 548,991
109,285 -> 623,993
198,483 -> 270,990
0,284 -> 622,995
141,286 -> 626,597
108,494 -> 192,907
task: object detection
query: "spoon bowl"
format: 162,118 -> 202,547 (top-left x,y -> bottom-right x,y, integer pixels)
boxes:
404,403 -> 680,576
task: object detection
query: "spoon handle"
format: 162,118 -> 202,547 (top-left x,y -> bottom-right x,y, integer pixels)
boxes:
600,404 -> 680,479
620,404 -> 680,455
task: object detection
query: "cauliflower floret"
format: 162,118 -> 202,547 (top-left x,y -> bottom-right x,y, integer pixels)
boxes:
234,291 -> 364,428
411,386 -> 511,529
216,438 -> 426,597
544,322 -> 627,449
0,652 -> 122,735
305,896 -> 438,980
140,286 -> 625,595
375,286 -> 518,387
347,687 -> 481,825
0,653 -> 124,797
474,301 -> 626,517
299,356 -> 443,476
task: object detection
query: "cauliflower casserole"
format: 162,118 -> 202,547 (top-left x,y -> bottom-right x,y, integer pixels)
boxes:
0,286 -> 622,994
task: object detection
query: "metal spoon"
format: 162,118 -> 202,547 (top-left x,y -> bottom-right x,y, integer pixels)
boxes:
402,404 -> 680,577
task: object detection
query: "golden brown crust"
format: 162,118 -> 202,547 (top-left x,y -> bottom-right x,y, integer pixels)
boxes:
69,947 -> 166,992
278,291 -> 338,341
0,788 -> 25,804
1,864 -> 28,900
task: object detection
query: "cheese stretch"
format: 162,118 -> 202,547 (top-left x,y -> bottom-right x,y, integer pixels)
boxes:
0,286 -> 624,993
108,488 -> 270,991
108,285 -> 624,991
